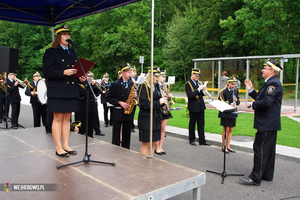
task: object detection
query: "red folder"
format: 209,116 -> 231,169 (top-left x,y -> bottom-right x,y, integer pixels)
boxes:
72,58 -> 98,77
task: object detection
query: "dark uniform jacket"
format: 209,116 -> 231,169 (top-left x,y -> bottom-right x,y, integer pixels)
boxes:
250,75 -> 283,131
137,82 -> 162,131
6,80 -> 24,103
25,80 -> 40,105
185,78 -> 206,112
100,81 -> 111,104
42,46 -> 79,99
218,88 -> 240,119
105,77 -> 134,121
78,82 -> 100,113
0,85 -> 6,99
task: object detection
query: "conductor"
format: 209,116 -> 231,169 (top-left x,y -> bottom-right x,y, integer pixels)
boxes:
240,58 -> 283,186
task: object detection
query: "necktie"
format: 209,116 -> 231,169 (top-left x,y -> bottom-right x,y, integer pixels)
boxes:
124,82 -> 128,89
66,49 -> 70,55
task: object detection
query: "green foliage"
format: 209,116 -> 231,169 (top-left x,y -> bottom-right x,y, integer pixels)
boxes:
0,0 -> 299,85
172,97 -> 186,103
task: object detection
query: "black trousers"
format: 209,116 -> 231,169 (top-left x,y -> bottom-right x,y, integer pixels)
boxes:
112,120 -> 131,149
79,112 -> 97,138
10,102 -> 20,127
103,103 -> 113,125
249,130 -> 277,184
31,104 -> 47,127
189,111 -> 206,144
93,110 -> 101,133
0,97 -> 6,120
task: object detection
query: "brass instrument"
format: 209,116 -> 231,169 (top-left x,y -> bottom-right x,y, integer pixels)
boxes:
0,72 -> 6,93
15,77 -> 29,87
124,81 -> 137,115
159,83 -> 170,115
198,80 -> 212,98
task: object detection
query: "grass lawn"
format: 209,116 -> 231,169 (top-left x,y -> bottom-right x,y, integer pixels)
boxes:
134,103 -> 300,149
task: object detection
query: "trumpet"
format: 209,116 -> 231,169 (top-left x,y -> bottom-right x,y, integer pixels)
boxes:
15,77 -> 29,87
198,80 -> 212,98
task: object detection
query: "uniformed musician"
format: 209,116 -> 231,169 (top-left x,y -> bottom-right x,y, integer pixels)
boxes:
25,71 -> 47,127
105,63 -> 136,149
0,72 -> 6,123
218,78 -> 240,154
137,67 -> 164,156
100,73 -> 113,127
240,58 -> 283,186
77,71 -> 102,138
42,24 -> 86,157
184,68 -> 211,146
5,73 -> 25,129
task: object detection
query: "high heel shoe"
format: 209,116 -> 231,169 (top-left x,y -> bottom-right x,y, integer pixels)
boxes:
63,148 -> 77,155
56,151 -> 69,157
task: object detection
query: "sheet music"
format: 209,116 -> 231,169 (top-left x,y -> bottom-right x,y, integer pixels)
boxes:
209,100 -> 236,112
136,73 -> 146,84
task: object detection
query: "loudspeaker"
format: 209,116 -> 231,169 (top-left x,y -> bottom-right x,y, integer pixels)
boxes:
0,46 -> 19,73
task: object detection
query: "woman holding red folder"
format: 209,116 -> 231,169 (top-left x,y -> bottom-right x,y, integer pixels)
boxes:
43,24 -> 85,157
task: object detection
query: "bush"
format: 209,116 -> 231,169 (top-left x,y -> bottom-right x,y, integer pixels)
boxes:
172,97 -> 186,103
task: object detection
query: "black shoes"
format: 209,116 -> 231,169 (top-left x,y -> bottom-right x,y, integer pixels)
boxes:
95,131 -> 105,136
200,142 -> 211,146
11,126 -> 17,130
190,142 -> 197,146
131,128 -> 135,132
227,148 -> 236,153
239,177 -> 260,186
222,148 -> 230,154
56,151 -> 69,157
104,124 -> 108,127
63,149 -> 77,155
155,150 -> 164,155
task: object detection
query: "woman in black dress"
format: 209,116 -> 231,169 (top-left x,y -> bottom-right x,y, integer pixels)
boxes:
137,67 -> 165,156
43,24 -> 85,157
218,78 -> 240,154
155,70 -> 172,155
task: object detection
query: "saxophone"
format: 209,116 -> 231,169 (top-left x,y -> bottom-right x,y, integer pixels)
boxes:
0,72 -> 6,93
124,81 -> 137,115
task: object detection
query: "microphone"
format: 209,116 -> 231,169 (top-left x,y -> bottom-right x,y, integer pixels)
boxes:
66,39 -> 78,47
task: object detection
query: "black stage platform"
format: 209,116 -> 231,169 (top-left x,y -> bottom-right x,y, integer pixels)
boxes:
0,127 -> 205,200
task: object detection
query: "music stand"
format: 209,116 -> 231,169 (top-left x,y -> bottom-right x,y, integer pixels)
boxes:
57,44 -> 115,169
206,100 -> 244,184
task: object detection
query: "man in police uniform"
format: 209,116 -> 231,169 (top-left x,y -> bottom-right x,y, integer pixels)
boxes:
25,71 -> 47,127
240,58 -> 283,186
6,73 -> 25,129
106,63 -> 136,149
185,68 -> 211,146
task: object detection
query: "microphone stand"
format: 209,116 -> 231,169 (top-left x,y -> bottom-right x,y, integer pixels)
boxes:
57,43 -> 115,169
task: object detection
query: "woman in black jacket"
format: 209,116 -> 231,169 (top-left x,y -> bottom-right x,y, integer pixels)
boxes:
218,78 -> 240,154
137,67 -> 165,156
43,24 -> 85,157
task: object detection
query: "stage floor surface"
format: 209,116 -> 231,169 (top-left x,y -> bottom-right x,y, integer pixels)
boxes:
0,127 -> 205,200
